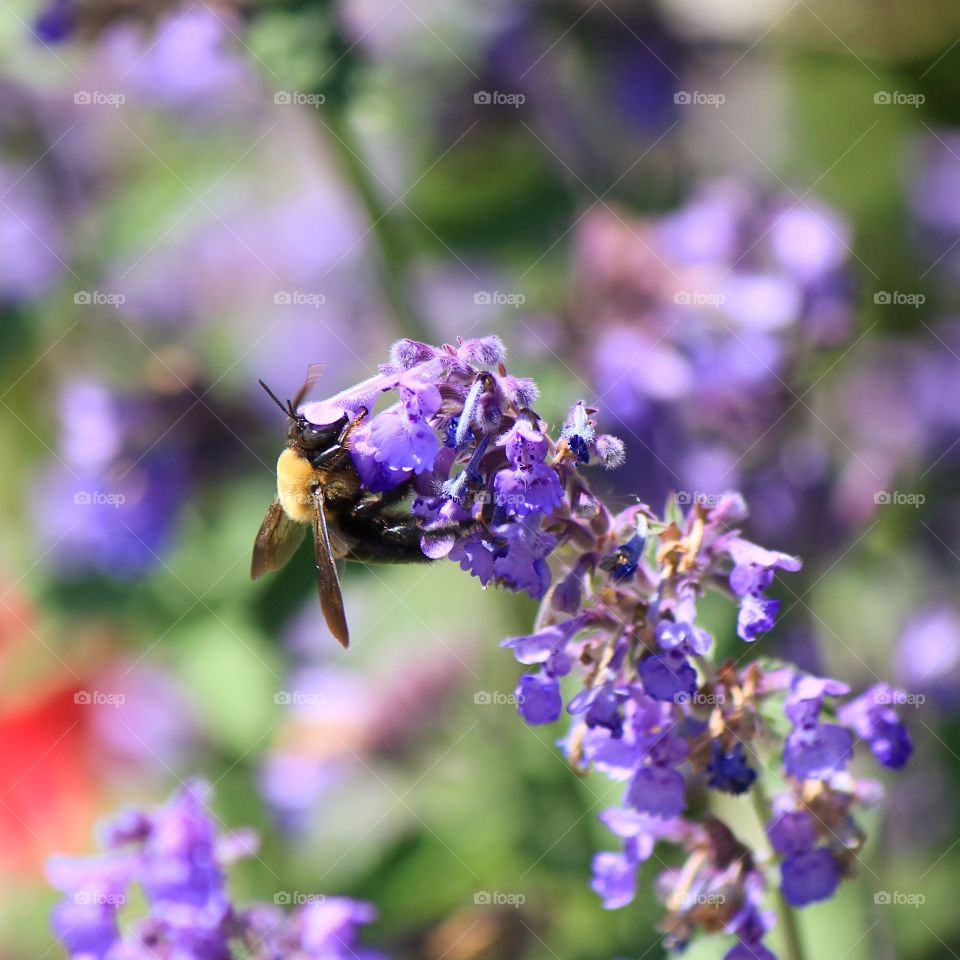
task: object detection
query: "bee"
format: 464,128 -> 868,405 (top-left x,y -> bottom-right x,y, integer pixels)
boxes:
251,368 -> 448,648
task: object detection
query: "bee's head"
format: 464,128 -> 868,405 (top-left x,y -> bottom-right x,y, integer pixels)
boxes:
287,415 -> 348,451
260,379 -> 349,453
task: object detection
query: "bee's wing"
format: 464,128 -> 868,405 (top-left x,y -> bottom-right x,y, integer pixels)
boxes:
251,499 -> 307,579
311,487 -> 350,648
292,362 -> 328,411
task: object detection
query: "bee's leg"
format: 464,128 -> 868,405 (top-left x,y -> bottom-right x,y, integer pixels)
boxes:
337,406 -> 368,444
309,408 -> 369,472
353,478 -> 416,517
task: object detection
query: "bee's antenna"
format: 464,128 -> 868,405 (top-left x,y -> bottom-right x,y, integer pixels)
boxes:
258,379 -> 294,418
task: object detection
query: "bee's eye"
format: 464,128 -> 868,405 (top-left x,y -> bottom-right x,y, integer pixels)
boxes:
300,425 -> 328,448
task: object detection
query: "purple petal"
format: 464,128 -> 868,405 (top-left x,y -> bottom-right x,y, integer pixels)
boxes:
783,722 -> 853,780
591,851 -> 638,909
626,765 -> 686,818
781,848 -> 840,907
517,673 -> 563,725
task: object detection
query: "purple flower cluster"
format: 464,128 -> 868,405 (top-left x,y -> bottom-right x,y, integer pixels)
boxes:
298,336 -> 624,601
47,781 -> 385,960
296,336 -> 914,958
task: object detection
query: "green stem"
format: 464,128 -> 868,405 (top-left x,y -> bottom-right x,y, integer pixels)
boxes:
322,108 -> 432,343
751,780 -> 807,960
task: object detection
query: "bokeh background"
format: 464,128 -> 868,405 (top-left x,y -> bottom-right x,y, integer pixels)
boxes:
1,1 -> 959,957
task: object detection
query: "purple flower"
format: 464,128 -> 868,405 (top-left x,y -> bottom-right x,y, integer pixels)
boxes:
780,848 -> 840,907
448,530 -> 498,585
494,419 -> 563,518
517,672 -> 563,725
491,521 -> 557,599
638,650 -> 698,702
784,721 -> 853,780
837,684 -> 913,770
494,460 -> 564,517
724,536 -> 800,640
781,674 -> 853,779
706,742 -> 757,795
272,335 -> 907,954
501,617 -> 586,667
767,810 -> 816,857
655,620 -> 712,656
293,898 -> 382,957
737,594 -> 781,641
626,764 -> 686,818
591,850 -> 638,908
47,854 -> 134,959
350,379 -> 441,487
784,675 -> 851,725
135,783 -> 229,918
47,783 -> 388,960
568,682 -> 629,737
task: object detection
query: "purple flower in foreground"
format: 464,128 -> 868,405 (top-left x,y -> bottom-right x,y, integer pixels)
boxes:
350,378 -> 441,489
47,783 -> 387,960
